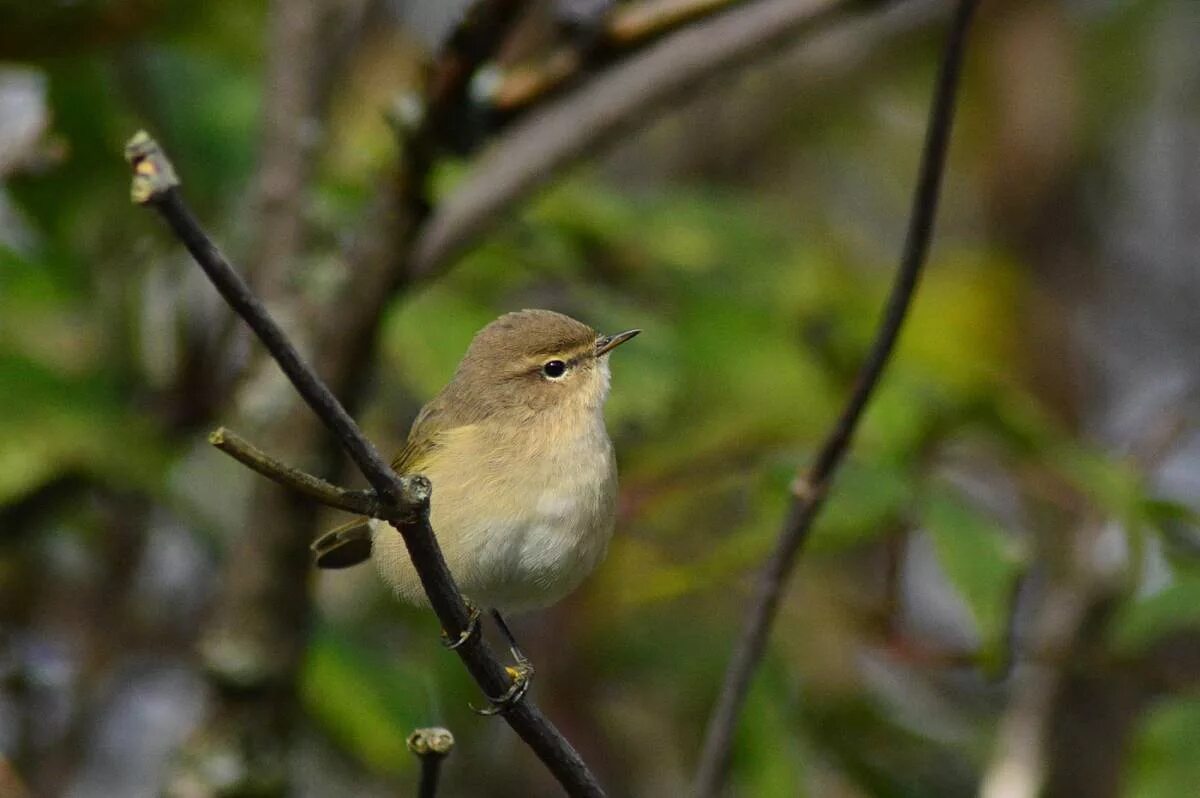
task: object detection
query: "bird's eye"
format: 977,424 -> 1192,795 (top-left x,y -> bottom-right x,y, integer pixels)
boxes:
542,360 -> 567,379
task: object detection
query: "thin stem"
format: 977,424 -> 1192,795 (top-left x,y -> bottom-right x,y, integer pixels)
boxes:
408,727 -> 454,798
124,133 -> 605,798
419,754 -> 444,798
691,1 -> 980,794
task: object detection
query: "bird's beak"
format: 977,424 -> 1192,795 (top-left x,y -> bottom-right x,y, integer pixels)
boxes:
595,329 -> 640,356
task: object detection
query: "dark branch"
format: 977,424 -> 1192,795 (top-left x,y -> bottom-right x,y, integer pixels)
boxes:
124,133 -> 606,798
691,1 -> 980,794
408,727 -> 454,798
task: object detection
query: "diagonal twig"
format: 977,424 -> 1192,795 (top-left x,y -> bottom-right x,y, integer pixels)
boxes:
691,0 -> 980,794
208,426 -> 383,517
124,133 -> 606,798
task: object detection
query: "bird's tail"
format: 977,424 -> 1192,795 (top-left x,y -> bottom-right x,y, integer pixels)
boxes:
311,518 -> 372,568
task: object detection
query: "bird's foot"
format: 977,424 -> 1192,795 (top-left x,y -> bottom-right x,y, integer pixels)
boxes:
440,601 -> 481,650
472,656 -> 534,716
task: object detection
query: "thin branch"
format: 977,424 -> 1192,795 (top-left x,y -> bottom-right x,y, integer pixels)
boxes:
208,426 -> 381,517
129,137 -> 400,504
691,1 -> 980,795
408,0 -> 867,281
408,727 -> 454,798
124,133 -> 606,798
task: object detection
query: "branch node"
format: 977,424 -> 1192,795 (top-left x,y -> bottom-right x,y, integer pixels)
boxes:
789,475 -> 823,501
124,130 -> 180,205
403,473 -> 434,505
409,726 -> 454,798
407,726 -> 455,757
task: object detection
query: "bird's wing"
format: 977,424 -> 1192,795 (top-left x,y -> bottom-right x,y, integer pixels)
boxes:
391,392 -> 463,474
312,394 -> 467,569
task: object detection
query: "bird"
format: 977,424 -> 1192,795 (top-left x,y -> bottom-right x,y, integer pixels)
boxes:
311,309 -> 638,707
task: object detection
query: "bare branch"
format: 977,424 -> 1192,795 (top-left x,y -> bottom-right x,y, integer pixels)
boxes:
408,0 -> 861,281
208,427 -> 381,518
125,134 -> 606,798
691,1 -> 980,794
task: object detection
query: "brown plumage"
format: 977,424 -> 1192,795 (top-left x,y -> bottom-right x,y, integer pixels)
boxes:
312,309 -> 639,613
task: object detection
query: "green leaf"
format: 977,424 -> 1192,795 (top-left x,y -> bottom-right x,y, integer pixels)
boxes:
922,489 -> 1025,666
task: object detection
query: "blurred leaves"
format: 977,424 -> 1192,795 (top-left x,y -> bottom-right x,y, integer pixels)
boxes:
1,1 -> 1197,795
922,487 -> 1025,666
812,459 -> 913,552
1124,696 -> 1200,798
1110,565 -> 1200,654
0,352 -> 169,503
301,628 -> 430,776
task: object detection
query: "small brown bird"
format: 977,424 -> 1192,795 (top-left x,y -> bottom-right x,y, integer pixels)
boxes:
312,310 -> 638,676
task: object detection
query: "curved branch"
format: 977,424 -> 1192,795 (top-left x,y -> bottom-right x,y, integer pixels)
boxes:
408,0 -> 863,281
691,1 -> 980,794
124,133 -> 605,798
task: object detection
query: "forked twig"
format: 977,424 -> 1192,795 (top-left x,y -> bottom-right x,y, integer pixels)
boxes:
692,1 -> 980,794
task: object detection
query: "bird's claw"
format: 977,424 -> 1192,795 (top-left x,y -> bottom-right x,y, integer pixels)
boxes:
471,658 -> 534,716
440,602 -> 481,650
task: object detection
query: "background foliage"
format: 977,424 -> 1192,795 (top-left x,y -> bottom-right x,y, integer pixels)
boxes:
2,1 -> 1199,796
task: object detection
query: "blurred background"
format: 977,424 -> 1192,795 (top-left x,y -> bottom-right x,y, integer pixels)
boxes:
2,0 -> 1199,795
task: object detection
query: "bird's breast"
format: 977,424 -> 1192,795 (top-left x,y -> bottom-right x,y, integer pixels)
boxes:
441,414 -> 617,610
